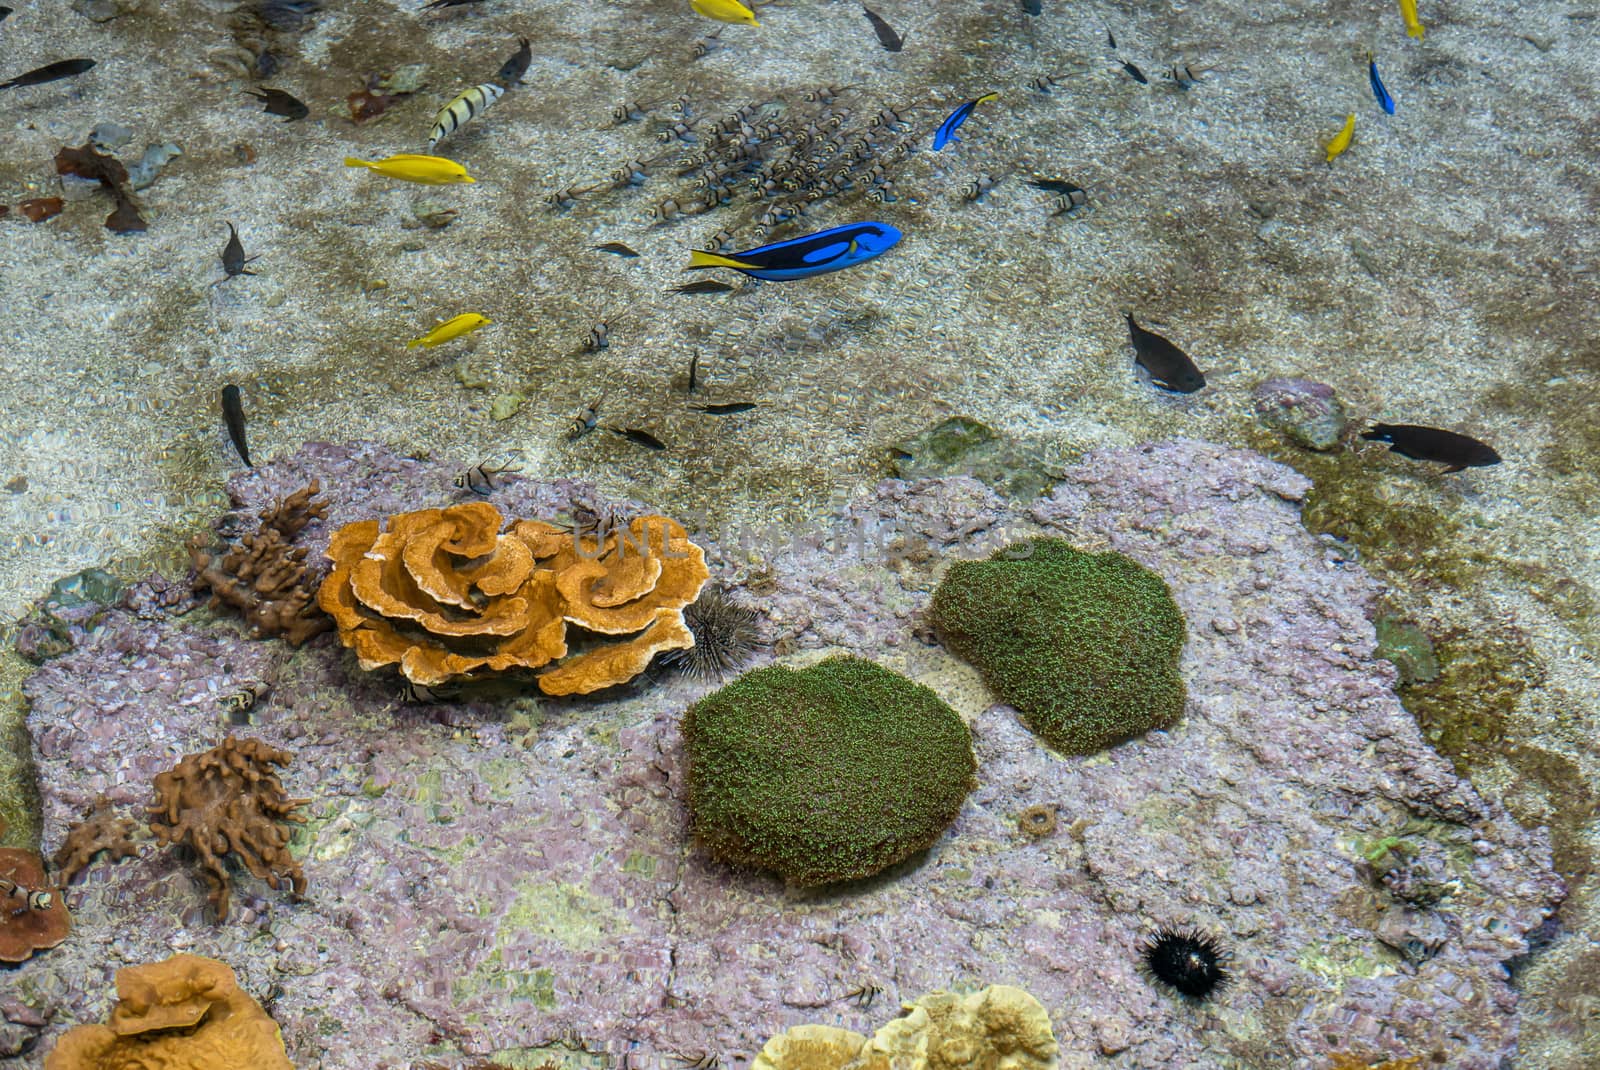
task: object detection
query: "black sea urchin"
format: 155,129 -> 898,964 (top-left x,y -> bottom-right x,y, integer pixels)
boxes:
1138,927 -> 1232,1000
662,585 -> 760,680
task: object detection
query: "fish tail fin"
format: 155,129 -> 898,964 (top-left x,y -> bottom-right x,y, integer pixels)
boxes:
686,250 -> 758,271
344,157 -> 373,170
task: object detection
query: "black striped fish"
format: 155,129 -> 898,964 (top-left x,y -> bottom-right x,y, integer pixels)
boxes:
427,83 -> 504,149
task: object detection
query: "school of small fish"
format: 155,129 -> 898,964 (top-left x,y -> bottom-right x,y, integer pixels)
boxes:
4,0 -> 1499,482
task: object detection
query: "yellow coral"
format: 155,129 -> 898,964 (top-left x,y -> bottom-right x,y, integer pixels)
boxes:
753,986 -> 1058,1070
752,1024 -> 870,1070
46,953 -> 292,1070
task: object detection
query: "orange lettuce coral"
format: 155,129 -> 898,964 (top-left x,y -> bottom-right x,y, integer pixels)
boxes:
45,953 -> 292,1070
318,503 -> 709,693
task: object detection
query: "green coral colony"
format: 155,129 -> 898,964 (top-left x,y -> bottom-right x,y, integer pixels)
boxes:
682,655 -> 978,885
930,538 -> 1188,755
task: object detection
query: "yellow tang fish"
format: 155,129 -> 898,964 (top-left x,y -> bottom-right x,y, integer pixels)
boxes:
691,0 -> 758,26
344,154 -> 476,185
407,313 -> 491,348
1324,113 -> 1356,164
1398,0 -> 1425,39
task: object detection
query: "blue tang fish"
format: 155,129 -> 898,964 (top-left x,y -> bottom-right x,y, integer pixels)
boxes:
685,221 -> 902,280
932,92 -> 998,150
1369,53 -> 1395,113
1367,54 -> 1396,115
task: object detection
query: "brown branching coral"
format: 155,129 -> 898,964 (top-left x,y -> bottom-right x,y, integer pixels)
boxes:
147,737 -> 308,921
44,952 -> 293,1070
1,832 -> 69,963
53,794 -> 141,885
191,480 -> 332,646
318,502 -> 710,693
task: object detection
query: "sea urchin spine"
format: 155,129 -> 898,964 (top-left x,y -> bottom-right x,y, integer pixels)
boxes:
1138,926 -> 1232,1000
663,584 -> 760,680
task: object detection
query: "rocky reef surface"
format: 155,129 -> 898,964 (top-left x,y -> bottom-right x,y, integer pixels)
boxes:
5,440 -> 1562,1069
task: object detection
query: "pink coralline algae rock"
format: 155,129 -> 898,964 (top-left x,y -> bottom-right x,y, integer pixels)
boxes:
1253,377 -> 1349,451
10,440 -> 1561,1070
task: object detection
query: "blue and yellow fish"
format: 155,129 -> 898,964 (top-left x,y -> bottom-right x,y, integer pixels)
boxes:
932,93 -> 998,151
1367,54 -> 1396,115
684,222 -> 902,280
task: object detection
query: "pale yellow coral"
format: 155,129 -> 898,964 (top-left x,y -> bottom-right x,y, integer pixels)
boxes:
847,986 -> 1057,1070
752,986 -> 1058,1070
752,1024 -> 869,1070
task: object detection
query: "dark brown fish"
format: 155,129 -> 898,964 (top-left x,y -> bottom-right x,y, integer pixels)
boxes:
687,352 -> 700,393
671,279 -> 736,295
594,241 -> 640,258
0,8 -> 13,23
1360,424 -> 1501,473
1027,177 -> 1085,197
689,402 -> 757,415
0,58 -> 96,91
608,426 -> 666,451
497,36 -> 532,85
221,222 -> 258,278
1125,313 -> 1205,393
243,87 -> 308,121
1121,61 -> 1148,84
421,0 -> 483,9
221,384 -> 252,467
862,6 -> 904,52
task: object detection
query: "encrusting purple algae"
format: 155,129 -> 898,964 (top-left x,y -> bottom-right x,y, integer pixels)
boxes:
3,439 -> 1562,1069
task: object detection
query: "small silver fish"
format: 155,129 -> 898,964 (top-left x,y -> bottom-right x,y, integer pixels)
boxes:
959,174 -> 1000,202
221,683 -> 268,715
0,878 -> 53,912
427,83 -> 504,149
570,394 -> 604,438
455,459 -> 522,494
400,680 -> 459,703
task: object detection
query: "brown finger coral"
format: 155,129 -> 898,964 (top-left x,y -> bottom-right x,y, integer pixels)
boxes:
53,794 -> 141,885
318,503 -> 709,693
191,481 -> 332,646
44,952 -> 293,1070
1,839 -> 70,964
148,737 -> 308,921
